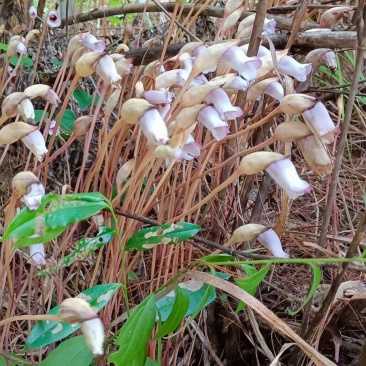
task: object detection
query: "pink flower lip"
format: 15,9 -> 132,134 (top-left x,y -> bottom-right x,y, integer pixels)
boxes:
82,34 -> 106,53
144,89 -> 173,105
204,88 -> 243,120
265,157 -> 312,199
257,228 -> 289,258
197,105 -> 230,141
29,243 -> 46,268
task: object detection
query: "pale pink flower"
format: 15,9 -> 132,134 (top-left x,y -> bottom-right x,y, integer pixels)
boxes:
228,76 -> 250,91
96,54 -> 121,85
48,120 -> 59,136
220,46 -> 262,81
139,108 -> 169,145
23,182 -> 45,210
82,34 -> 106,53
144,89 -> 173,105
265,157 -> 312,199
302,101 -> 339,144
197,106 -> 230,141
29,5 -> 37,20
21,130 -> 48,162
264,81 -> 284,101
81,317 -> 105,356
204,88 -> 243,120
257,228 -> 289,258
47,11 -> 61,28
29,242 -> 46,267
241,44 -> 270,58
262,18 -> 276,35
176,135 -> 201,162
277,56 -> 312,82
15,42 -> 27,55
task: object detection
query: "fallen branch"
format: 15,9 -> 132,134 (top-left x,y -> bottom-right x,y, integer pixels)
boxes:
124,32 -> 357,66
61,3 -> 317,31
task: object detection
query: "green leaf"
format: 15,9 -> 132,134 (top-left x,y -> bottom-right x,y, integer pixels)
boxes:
9,55 -> 33,68
109,295 -> 156,366
108,16 -> 123,25
128,271 -> 138,281
154,284 -> 189,339
235,264 -> 271,311
0,43 -> 8,51
3,193 -> 109,248
145,357 -> 160,366
25,283 -> 120,350
34,110 -> 50,124
125,223 -> 201,251
73,89 -> 99,111
288,264 -> 322,316
155,280 -> 215,322
57,109 -> 76,134
0,354 -> 31,365
37,227 -> 115,276
39,336 -> 93,366
50,60 -> 70,68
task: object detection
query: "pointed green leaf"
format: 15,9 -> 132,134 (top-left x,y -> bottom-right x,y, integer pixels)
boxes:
154,284 -> 189,339
37,227 -> 115,276
58,109 -> 76,134
287,263 -> 322,316
125,223 -> 201,251
34,110 -> 50,124
73,89 -> 99,111
200,254 -> 235,263
145,357 -> 160,366
39,336 -> 93,366
25,283 -> 120,350
235,264 -> 271,311
109,295 -> 156,366
3,193 -> 109,248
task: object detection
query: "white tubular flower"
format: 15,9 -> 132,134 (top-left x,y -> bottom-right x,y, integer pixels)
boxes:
29,242 -> 46,267
23,182 -> 45,210
197,106 -> 230,141
81,318 -> 105,356
277,55 -> 312,82
265,157 -> 312,199
257,228 -> 289,258
96,54 -> 121,85
47,11 -> 61,28
144,89 -> 173,105
139,108 -> 169,145
204,88 -> 243,120
21,130 -> 48,162
82,34 -> 106,52
302,101 -> 339,144
29,5 -> 37,19
17,98 -> 35,123
220,46 -> 262,81
264,81 -> 284,101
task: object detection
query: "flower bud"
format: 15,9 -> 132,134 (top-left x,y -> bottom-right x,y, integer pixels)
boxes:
279,94 -> 317,114
106,89 -> 121,114
224,0 -> 244,17
75,51 -> 104,77
26,30 -> 41,44
116,158 -> 135,190
175,105 -> 206,131
116,43 -> 129,54
24,84 -> 60,105
223,6 -> 244,32
120,98 -> 154,125
0,122 -> 38,145
181,84 -> 218,108
60,298 -> 97,324
305,48 -> 337,71
231,223 -> 266,242
0,93 -> 29,124
73,116 -> 93,136
12,171 -> 41,196
7,40 -> 27,58
274,121 -> 312,142
238,151 -> 284,175
17,98 -> 35,123
319,6 -> 354,29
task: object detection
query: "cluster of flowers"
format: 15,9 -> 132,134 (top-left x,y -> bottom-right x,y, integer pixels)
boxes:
1,5 -> 343,356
